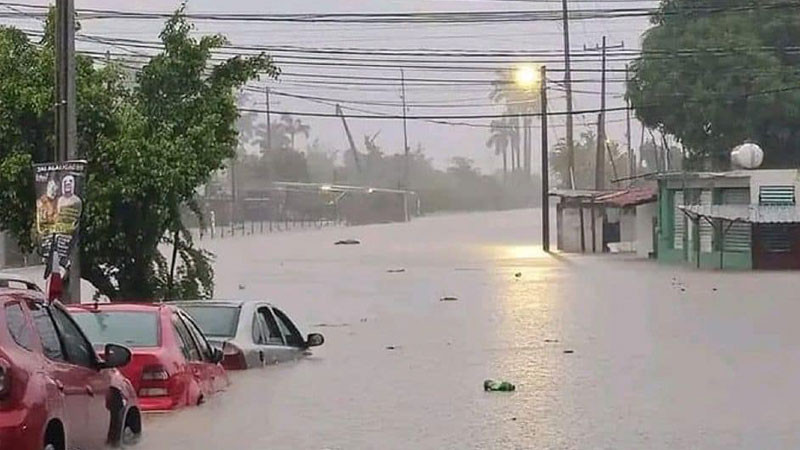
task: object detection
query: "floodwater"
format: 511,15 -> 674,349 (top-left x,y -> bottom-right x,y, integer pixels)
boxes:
138,209 -> 800,449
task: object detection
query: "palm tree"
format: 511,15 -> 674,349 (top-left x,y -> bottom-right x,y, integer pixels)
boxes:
280,114 -> 311,150
489,70 -> 540,178
487,119 -> 510,179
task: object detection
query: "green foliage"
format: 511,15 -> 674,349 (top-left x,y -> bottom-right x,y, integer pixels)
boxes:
0,10 -> 275,300
551,130 -> 629,189
628,0 -> 800,167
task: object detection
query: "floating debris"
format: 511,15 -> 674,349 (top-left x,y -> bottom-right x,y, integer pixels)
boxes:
543,339 -> 559,343
335,239 -> 361,246
387,269 -> 406,273
313,323 -> 350,328
514,272 -> 522,278
440,296 -> 459,302
385,345 -> 398,350
484,379 -> 516,392
563,350 -> 575,354
238,284 -> 246,290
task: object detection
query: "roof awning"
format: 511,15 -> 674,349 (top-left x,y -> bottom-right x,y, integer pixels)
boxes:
679,204 -> 800,224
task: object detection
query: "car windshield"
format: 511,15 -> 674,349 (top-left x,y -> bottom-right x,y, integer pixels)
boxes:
179,305 -> 240,338
71,310 -> 159,348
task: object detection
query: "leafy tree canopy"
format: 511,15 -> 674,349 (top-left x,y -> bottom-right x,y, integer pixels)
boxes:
627,0 -> 800,167
0,9 -> 276,300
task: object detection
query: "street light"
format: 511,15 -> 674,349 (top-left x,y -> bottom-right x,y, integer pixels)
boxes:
513,64 -> 540,90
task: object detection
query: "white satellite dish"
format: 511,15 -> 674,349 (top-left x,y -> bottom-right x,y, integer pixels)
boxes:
731,142 -> 764,169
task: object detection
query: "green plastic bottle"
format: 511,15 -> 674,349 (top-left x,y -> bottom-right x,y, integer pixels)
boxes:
484,379 -> 516,392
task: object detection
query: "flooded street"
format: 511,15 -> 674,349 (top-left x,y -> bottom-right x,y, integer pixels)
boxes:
140,209 -> 800,449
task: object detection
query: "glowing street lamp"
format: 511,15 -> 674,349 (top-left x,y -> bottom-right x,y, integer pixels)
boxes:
514,64 -> 540,90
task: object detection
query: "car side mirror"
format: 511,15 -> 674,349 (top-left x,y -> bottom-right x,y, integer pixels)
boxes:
99,344 -> 132,370
211,347 -> 224,364
306,333 -> 324,348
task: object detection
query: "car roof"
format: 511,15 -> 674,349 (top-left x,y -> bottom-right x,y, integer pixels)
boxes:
172,299 -> 273,308
0,273 -> 43,293
66,302 -> 173,313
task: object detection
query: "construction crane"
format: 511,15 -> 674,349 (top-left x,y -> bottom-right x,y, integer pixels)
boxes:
335,104 -> 362,173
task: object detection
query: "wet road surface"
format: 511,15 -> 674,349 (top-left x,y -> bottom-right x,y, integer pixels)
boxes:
139,209 -> 800,449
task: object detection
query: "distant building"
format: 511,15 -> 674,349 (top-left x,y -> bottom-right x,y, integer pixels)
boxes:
656,169 -> 800,270
550,183 -> 658,255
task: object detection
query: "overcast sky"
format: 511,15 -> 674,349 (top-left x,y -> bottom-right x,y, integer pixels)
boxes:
5,0 -> 657,172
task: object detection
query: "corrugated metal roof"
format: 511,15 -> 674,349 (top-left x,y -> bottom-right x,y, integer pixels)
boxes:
594,184 -> 657,207
679,204 -> 800,224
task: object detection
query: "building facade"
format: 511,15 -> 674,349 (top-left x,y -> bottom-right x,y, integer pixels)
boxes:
657,169 -> 800,270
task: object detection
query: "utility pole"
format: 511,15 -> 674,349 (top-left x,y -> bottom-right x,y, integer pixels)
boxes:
400,70 -> 411,222
400,69 -> 410,190
265,86 -> 272,153
584,37 -> 623,190
595,36 -> 607,190
55,0 -> 79,303
626,65 -> 634,183
540,66 -> 550,253
561,0 -> 575,189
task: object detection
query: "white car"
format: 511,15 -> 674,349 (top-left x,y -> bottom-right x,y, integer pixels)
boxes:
173,300 -> 324,369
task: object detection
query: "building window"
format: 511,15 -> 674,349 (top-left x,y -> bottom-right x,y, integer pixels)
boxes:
673,191 -> 684,250
760,225 -> 792,253
759,186 -> 795,205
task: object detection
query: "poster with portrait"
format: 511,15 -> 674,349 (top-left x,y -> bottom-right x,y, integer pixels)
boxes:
34,160 -> 87,277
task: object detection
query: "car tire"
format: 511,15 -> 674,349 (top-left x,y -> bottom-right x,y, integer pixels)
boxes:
120,408 -> 142,447
44,444 -> 57,450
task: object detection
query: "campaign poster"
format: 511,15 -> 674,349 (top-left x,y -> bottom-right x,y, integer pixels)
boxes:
34,160 -> 87,277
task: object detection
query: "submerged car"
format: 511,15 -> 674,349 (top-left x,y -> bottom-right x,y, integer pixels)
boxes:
175,300 -> 324,370
0,288 -> 141,450
69,303 -> 229,412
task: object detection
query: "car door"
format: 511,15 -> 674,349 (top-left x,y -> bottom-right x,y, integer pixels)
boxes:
254,306 -> 295,363
272,307 -> 306,353
48,305 -> 112,450
171,312 -> 210,403
180,312 -> 226,393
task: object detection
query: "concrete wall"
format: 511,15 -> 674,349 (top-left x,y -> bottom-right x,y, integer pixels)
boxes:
636,203 -> 656,258
747,169 -> 800,204
620,208 -> 637,244
556,202 -> 603,253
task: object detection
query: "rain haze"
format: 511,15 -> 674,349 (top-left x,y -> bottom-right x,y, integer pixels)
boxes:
3,0 -> 800,449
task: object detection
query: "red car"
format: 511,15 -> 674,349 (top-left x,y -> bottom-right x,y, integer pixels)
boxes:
68,303 -> 229,412
0,285 -> 141,450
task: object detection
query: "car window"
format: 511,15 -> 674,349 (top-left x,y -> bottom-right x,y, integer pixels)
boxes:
172,314 -> 201,361
72,310 -> 159,348
30,304 -> 64,361
5,302 -> 34,351
272,308 -> 304,348
180,313 -> 213,361
251,312 -> 269,345
257,307 -> 284,345
178,305 -> 240,338
49,307 -> 96,369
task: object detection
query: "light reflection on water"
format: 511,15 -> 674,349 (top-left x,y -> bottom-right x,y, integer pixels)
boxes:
134,210 -> 800,449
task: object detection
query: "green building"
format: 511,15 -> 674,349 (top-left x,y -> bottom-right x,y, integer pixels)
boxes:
656,170 -> 800,270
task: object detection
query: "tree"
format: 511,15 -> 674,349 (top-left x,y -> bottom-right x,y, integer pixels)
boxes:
628,0 -> 800,168
486,119 -> 510,179
280,114 -> 310,150
489,70 -> 540,178
0,10 -> 276,300
551,130 -> 628,189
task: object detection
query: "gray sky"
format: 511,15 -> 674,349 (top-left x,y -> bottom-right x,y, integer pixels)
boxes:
5,0 -> 656,172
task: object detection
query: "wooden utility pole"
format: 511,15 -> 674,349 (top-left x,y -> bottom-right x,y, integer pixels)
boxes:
400,69 -> 410,191
540,66 -> 550,253
626,65 -> 634,183
595,36 -> 607,190
561,0 -> 575,188
55,0 -> 79,303
583,37 -> 623,190
265,87 -> 272,152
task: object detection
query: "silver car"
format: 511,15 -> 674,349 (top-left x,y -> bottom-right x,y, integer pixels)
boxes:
173,300 -> 324,369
